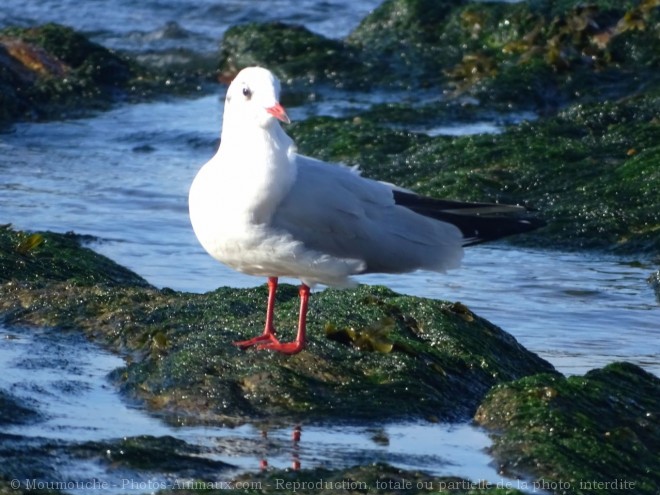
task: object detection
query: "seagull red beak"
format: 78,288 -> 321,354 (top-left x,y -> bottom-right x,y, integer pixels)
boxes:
266,103 -> 290,124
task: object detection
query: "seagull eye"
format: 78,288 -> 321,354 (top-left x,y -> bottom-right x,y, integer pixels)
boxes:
242,86 -> 252,99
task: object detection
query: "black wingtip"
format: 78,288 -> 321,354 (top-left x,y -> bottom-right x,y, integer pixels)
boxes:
392,190 -> 545,246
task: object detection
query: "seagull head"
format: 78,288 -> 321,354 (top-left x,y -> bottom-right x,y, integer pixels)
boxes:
223,67 -> 290,130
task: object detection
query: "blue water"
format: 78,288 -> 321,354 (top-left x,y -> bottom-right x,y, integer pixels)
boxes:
0,0 -> 658,492
0,0 -> 382,51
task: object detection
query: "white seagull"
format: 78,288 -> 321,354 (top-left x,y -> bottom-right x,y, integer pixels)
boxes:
189,66 -> 543,354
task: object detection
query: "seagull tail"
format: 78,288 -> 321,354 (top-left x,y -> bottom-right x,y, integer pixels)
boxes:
393,190 -> 545,247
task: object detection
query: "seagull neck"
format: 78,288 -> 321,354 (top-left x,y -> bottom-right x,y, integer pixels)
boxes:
216,121 -> 297,224
219,121 -> 294,166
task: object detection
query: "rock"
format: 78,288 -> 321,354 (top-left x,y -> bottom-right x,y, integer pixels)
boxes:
0,434 -> 63,489
0,23 -> 216,126
347,0 -> 466,88
218,22 -> 369,89
73,435 -> 234,478
216,0 -> 660,110
475,362 -> 660,495
0,226 -> 555,425
0,225 -> 150,287
0,23 -> 135,122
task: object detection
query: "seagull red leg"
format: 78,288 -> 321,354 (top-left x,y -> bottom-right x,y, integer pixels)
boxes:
257,284 -> 309,354
233,277 -> 280,348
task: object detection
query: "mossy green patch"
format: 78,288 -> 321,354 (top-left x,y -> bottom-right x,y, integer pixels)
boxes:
74,435 -> 233,476
1,23 -> 132,85
218,22 -> 368,89
346,0 -> 660,104
0,23 -> 135,119
0,23 -> 216,125
475,362 -> 660,495
214,0 -> 660,102
346,0 -> 466,88
0,225 -> 150,287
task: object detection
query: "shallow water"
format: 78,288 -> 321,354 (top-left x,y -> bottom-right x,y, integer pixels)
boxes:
1,0 -> 659,490
0,0 -> 382,53
1,324 -> 505,492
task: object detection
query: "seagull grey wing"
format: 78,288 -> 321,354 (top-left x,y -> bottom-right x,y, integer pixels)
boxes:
271,156 -> 465,275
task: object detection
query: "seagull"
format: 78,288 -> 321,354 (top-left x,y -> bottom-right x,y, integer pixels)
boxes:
189,66 -> 543,355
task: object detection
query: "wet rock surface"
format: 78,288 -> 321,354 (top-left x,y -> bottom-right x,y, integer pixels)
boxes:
219,0 -> 660,107
3,1 -> 659,126
475,362 -> 660,495
0,226 -> 150,287
0,23 -> 216,126
0,225 -> 555,492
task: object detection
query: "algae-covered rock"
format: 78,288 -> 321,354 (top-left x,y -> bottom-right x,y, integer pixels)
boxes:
437,0 -> 660,107
349,0 -> 660,103
0,435 -> 63,489
0,281 -> 556,426
475,362 -> 660,495
0,23 -> 215,125
288,92 -> 660,253
218,22 -> 369,89
215,0 -> 659,109
0,23 -> 135,122
346,0 -> 466,88
0,227 -> 555,425
0,225 -> 150,287
74,435 -> 234,477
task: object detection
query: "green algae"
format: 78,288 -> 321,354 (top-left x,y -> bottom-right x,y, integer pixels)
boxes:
353,0 -> 660,104
218,22 -> 367,89
73,435 -> 233,476
346,0 -> 466,89
0,280 -> 556,426
0,23 -> 135,120
475,362 -> 660,495
0,226 -> 150,287
288,116 -> 429,173
0,23 -> 215,125
1,23 -> 132,86
215,0 -> 659,110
